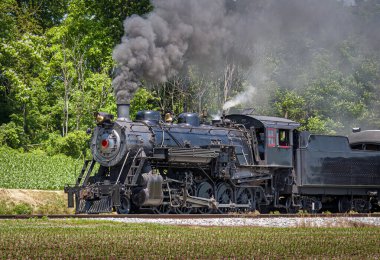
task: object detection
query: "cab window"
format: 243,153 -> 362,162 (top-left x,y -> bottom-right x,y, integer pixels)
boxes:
278,129 -> 290,147
267,128 -> 276,147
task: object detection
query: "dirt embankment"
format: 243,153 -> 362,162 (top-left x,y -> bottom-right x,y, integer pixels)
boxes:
0,189 -> 73,214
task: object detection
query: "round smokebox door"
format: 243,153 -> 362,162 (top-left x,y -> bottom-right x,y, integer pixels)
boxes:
93,128 -> 122,166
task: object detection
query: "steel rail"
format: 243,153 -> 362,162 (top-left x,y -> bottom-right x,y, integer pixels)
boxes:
0,213 -> 379,219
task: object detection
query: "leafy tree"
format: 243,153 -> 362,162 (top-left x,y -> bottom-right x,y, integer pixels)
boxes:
0,0 -> 153,153
0,122 -> 25,148
0,0 -> 20,40
42,0 -> 152,138
45,130 -> 90,158
1,0 -> 380,156
0,33 -> 49,145
273,89 -> 306,120
130,88 -> 160,119
300,116 -> 343,135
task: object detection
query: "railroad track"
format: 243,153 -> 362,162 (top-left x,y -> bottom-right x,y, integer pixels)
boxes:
0,213 -> 379,219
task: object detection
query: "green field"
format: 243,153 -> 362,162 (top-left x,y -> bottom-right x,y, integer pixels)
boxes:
0,148 -> 82,190
0,219 -> 379,259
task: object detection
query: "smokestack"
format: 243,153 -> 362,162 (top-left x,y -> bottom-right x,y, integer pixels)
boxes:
117,103 -> 130,121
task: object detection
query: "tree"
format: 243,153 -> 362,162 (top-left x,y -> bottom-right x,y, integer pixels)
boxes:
1,0 -> 153,152
130,88 -> 160,119
0,33 -> 49,145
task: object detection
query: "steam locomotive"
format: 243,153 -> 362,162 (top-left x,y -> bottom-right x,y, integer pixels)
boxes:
65,104 -> 380,214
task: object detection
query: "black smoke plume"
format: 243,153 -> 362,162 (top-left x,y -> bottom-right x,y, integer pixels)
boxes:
113,0 -> 378,108
113,0 -> 245,103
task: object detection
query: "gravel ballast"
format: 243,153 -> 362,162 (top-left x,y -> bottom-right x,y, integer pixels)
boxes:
99,216 -> 380,227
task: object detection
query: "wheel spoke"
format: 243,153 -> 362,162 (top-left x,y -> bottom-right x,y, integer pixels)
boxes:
196,181 -> 214,214
216,183 -> 233,213
236,188 -> 254,212
175,203 -> 193,214
153,203 -> 172,214
352,198 -> 371,213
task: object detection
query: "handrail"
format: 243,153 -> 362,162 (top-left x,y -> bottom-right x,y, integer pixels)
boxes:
116,150 -> 130,184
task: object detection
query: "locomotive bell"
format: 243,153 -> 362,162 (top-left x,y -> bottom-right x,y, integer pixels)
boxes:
165,112 -> 173,123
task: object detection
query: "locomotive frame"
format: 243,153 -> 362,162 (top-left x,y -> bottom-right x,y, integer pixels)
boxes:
65,104 -> 380,214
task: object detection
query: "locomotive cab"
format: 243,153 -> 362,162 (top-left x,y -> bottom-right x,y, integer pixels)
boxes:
226,114 -> 300,167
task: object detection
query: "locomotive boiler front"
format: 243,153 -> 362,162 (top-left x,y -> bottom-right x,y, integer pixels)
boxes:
66,103 -> 163,213
91,118 -> 129,167
91,104 -> 151,167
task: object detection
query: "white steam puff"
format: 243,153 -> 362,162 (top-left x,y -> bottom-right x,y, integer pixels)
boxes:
211,111 -> 222,120
223,85 -> 256,110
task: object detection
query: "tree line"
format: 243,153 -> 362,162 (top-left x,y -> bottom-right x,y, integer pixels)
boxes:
0,0 -> 379,158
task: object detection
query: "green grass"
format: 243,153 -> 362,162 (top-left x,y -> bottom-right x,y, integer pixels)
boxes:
0,147 -> 82,190
0,219 -> 379,259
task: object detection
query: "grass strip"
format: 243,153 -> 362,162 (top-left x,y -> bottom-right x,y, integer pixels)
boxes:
0,219 -> 379,259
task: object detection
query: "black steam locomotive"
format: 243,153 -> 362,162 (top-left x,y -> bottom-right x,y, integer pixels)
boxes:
65,104 -> 380,214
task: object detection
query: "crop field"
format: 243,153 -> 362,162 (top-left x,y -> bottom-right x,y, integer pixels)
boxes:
0,148 -> 82,190
0,219 -> 379,259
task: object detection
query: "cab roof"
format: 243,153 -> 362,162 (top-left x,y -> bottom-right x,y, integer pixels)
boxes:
226,114 -> 300,130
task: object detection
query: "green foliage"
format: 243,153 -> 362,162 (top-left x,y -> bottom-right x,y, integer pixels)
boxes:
0,0 -> 19,40
0,122 -> 25,149
272,89 -> 342,134
1,0 -> 380,157
130,88 -> 160,119
45,131 -> 90,158
0,147 -> 81,190
273,89 -> 306,121
271,42 -> 380,134
0,32 -> 49,138
12,203 -> 33,215
0,220 -> 379,258
300,116 -> 343,135
0,0 -> 152,152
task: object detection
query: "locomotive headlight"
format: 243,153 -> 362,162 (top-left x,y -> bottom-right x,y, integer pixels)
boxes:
101,139 -> 109,148
100,136 -> 116,152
